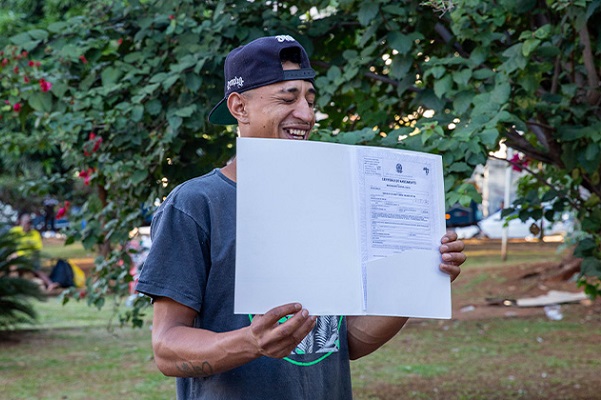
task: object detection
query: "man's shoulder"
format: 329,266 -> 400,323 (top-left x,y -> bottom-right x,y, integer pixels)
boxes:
171,169 -> 234,198
158,169 -> 235,216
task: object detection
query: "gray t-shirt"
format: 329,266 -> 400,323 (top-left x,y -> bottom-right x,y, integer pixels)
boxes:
136,169 -> 352,400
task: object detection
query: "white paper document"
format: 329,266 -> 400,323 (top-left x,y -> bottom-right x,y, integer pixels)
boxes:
235,138 -> 450,319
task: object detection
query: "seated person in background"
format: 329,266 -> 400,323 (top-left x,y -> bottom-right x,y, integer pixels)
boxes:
10,212 -> 56,291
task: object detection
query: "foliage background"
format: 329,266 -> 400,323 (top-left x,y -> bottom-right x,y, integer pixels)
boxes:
1,0 -> 600,322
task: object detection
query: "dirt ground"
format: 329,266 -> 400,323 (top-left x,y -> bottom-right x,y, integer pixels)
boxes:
451,239 -> 601,321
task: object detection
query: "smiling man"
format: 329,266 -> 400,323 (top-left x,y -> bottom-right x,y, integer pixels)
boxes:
136,35 -> 466,400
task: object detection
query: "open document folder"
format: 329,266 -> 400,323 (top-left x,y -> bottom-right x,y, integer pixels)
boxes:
235,138 -> 451,319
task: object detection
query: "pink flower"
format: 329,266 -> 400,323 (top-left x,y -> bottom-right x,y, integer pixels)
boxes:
78,168 -> 94,185
24,76 -> 30,83
169,14 -> 175,20
92,137 -> 103,152
13,66 -> 19,74
13,103 -> 22,112
1,58 -> 8,66
79,55 -> 88,64
509,153 -> 530,172
39,78 -> 52,92
35,61 -> 41,68
28,60 -> 35,67
21,51 -> 28,57
117,38 -> 123,45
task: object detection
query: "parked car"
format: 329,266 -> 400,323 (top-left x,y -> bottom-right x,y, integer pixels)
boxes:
477,209 -> 573,239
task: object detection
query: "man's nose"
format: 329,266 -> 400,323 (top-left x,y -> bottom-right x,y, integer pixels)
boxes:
293,98 -> 314,122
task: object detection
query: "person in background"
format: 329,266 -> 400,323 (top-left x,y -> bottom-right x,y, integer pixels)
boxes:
42,196 -> 58,232
10,212 -> 56,290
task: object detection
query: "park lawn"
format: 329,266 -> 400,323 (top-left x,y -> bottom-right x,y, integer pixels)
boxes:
0,297 -> 174,400
2,239 -> 600,399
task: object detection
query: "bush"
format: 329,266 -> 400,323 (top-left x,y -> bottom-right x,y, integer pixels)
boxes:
0,227 -> 45,329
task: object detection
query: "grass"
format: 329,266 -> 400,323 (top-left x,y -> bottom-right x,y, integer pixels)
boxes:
2,239 -> 600,399
40,240 -> 93,261
3,298 -> 598,399
461,239 -> 569,270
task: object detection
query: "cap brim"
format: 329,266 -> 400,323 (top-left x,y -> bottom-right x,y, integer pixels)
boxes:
208,97 -> 238,125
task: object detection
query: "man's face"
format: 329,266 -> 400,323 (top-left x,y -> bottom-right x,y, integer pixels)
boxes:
237,61 -> 316,140
19,215 -> 32,232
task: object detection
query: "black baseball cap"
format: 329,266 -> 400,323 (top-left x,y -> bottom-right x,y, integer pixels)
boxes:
208,35 -> 316,125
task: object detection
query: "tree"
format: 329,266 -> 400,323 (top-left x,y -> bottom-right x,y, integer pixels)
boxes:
1,0 -> 599,325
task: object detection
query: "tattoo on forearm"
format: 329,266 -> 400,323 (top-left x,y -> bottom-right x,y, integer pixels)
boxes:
176,360 -> 214,377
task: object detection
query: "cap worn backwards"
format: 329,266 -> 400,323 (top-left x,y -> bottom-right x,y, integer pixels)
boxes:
208,35 -> 316,125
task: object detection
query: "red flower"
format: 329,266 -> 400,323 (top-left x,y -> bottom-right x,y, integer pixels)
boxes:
13,66 -> 19,74
13,103 -> 22,112
28,60 -> 35,67
84,132 -> 103,156
21,51 -> 28,57
169,14 -> 175,20
117,38 -> 123,45
93,137 -> 103,152
1,58 -> 8,66
79,55 -> 88,64
39,78 -> 52,92
78,168 -> 94,185
35,61 -> 41,67
509,153 -> 530,172
24,76 -> 30,83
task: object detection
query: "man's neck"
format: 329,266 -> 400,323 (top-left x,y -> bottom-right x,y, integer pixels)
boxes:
221,157 -> 237,182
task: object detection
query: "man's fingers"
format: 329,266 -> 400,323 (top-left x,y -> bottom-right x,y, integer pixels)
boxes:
250,303 -> 316,358
259,303 -> 303,327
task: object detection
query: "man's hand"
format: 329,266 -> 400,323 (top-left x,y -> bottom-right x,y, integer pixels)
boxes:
439,231 -> 466,282
247,303 -> 316,359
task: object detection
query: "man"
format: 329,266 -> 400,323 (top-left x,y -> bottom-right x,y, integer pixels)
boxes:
136,35 -> 466,399
10,212 -> 43,270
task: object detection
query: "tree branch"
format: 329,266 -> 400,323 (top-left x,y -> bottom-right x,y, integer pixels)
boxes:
310,60 -> 421,93
504,127 -> 555,165
488,153 -> 580,210
579,23 -> 601,105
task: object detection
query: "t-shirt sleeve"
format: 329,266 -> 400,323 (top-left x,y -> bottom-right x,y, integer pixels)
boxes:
135,203 -> 210,312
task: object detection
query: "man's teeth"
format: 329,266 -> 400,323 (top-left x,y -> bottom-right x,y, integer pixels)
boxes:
288,129 -> 306,137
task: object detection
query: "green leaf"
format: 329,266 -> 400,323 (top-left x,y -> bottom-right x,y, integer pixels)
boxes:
358,2 -> 379,26
47,22 -> 68,33
149,73 -> 168,84
162,75 -> 179,90
522,38 -> 541,56
174,105 -> 196,117
9,32 -> 31,45
130,169 -> 148,185
28,29 -> 48,41
168,116 -> 183,130
184,73 -> 202,91
452,69 -> 472,87
28,92 -> 53,112
131,105 -> 144,122
101,67 -> 123,86
387,32 -> 412,55
479,129 -> 499,147
581,257 -> 601,278
145,99 -> 162,115
434,74 -> 452,99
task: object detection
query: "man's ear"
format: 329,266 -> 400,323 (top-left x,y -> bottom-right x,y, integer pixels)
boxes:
227,93 -> 249,124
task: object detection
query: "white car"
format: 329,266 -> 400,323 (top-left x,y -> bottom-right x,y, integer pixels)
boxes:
477,210 -> 572,239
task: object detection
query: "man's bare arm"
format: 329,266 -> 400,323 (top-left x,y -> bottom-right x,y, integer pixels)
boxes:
151,297 -> 316,377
